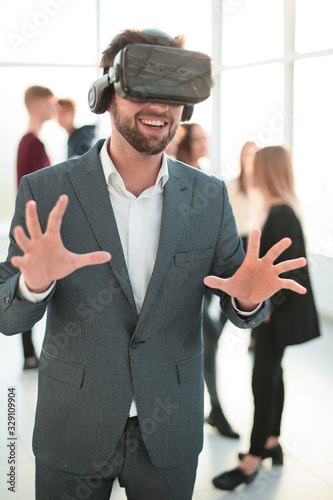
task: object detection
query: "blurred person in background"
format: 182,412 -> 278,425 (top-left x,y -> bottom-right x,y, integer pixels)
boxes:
175,122 -> 209,169
164,123 -> 185,159
213,145 -> 321,491
57,98 -> 96,158
204,140 -> 265,437
227,141 -> 262,252
227,141 -> 264,351
176,122 -> 240,438
17,85 -> 57,370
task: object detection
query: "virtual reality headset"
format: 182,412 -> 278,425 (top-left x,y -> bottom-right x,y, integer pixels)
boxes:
88,43 -> 214,121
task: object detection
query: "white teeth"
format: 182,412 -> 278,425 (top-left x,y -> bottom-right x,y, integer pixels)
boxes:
140,119 -> 165,126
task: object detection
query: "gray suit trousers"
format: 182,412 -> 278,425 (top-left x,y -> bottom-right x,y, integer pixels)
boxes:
36,417 -> 198,500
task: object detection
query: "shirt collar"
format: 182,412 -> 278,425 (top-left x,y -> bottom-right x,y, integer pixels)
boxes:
100,137 -> 169,195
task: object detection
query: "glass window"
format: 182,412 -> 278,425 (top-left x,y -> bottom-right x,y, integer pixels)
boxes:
221,0 -> 283,66
295,0 -> 333,54
219,63 -> 284,178
293,56 -> 333,257
0,0 -> 214,224
0,65 -> 99,222
99,0 -> 212,56
1,0 -> 97,65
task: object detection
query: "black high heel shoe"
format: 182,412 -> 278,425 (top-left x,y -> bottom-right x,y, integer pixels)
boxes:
238,444 -> 283,465
23,355 -> 39,370
206,405 -> 240,439
213,467 -> 258,490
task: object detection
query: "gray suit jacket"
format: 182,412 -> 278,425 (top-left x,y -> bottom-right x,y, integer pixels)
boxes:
0,140 -> 269,474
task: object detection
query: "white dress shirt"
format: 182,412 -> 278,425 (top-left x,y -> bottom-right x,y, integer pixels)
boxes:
100,138 -> 168,315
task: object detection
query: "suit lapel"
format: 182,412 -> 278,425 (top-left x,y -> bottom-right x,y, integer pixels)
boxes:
136,159 -> 194,330
67,142 -> 137,313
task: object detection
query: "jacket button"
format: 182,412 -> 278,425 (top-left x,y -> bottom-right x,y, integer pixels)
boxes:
4,291 -> 11,304
131,339 -> 145,349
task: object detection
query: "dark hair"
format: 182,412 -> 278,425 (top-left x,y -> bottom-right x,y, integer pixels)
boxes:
175,123 -> 196,164
100,28 -> 185,70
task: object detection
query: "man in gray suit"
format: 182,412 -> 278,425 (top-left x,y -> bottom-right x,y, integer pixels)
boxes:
0,29 -> 307,500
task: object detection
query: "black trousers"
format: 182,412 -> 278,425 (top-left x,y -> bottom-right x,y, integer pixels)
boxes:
35,417 -> 198,500
203,289 -> 228,407
21,329 -> 36,358
249,322 -> 285,456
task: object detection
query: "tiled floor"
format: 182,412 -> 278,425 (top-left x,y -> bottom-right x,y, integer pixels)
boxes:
0,235 -> 333,500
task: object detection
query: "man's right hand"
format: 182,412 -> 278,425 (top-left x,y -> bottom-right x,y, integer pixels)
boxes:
11,195 -> 111,293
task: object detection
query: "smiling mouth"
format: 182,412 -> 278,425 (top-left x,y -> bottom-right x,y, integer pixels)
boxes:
139,118 -> 167,129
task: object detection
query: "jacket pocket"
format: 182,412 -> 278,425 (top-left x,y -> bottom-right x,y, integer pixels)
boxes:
39,349 -> 85,389
177,350 -> 203,385
174,248 -> 214,267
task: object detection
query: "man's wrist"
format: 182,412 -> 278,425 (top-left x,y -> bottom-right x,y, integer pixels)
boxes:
24,279 -> 53,294
233,297 -> 259,312
231,297 -> 263,317
18,275 -> 55,303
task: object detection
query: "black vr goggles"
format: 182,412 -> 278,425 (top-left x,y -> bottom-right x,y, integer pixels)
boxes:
88,39 -> 214,122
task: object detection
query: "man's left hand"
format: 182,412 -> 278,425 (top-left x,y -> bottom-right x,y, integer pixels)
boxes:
204,228 -> 307,311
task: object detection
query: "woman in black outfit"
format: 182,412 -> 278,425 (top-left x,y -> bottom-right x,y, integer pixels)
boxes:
213,145 -> 321,490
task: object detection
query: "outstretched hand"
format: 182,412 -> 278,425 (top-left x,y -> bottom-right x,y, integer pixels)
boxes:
11,195 -> 111,293
204,228 -> 307,311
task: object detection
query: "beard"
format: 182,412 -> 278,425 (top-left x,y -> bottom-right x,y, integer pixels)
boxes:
111,99 -> 179,155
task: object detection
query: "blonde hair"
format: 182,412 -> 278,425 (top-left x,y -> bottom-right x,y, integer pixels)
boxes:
253,146 -> 298,207
239,141 -> 259,194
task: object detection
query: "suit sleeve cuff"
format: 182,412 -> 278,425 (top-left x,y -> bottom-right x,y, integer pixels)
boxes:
18,274 -> 55,303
